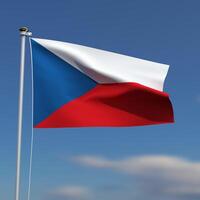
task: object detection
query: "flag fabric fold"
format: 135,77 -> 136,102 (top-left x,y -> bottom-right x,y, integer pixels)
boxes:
31,38 -> 174,128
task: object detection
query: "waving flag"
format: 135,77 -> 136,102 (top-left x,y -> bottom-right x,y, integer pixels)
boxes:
31,38 -> 174,128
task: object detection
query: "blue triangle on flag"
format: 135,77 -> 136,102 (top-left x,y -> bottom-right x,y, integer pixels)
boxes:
31,39 -> 97,126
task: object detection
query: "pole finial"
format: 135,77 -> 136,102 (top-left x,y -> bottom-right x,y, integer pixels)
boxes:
19,27 -> 29,32
19,27 -> 32,36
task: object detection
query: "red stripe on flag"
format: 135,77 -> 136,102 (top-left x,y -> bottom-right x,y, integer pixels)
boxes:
35,82 -> 174,128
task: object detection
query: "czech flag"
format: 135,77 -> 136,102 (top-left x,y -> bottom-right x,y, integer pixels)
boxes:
31,38 -> 174,128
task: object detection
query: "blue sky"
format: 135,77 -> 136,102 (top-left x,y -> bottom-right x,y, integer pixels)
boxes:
0,0 -> 200,200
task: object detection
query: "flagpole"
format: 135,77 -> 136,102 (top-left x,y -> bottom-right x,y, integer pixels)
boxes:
15,27 -> 32,200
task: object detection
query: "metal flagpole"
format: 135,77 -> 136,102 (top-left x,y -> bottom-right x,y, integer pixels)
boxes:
15,27 -> 32,200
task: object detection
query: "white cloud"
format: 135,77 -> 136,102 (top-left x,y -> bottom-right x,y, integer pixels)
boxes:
72,155 -> 200,198
50,185 -> 91,199
72,155 -> 112,168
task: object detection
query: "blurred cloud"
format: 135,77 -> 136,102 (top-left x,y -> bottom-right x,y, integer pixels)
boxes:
49,185 -> 91,200
72,155 -> 200,199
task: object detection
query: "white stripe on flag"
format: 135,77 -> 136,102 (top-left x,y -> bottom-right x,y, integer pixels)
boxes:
33,38 -> 169,91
